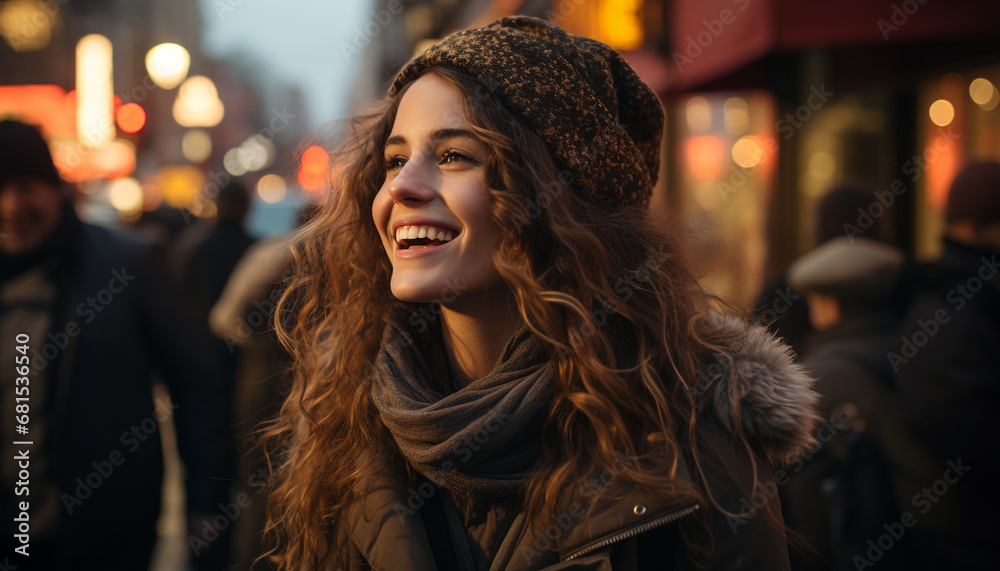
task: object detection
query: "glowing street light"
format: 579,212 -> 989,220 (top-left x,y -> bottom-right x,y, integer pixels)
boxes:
76,34 -> 114,148
0,0 -> 58,52
172,75 -> 225,128
145,43 -> 191,89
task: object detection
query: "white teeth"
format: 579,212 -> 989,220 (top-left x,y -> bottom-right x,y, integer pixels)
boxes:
393,224 -> 459,244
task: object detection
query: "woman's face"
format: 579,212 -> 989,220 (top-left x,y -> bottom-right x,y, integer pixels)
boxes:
372,73 -> 505,305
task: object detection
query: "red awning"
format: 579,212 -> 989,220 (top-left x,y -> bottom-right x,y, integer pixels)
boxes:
666,0 -> 1000,92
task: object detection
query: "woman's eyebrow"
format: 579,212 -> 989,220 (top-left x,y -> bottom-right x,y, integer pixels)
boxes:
384,128 -> 479,148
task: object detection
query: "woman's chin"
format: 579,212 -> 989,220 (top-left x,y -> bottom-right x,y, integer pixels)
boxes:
390,279 -> 448,305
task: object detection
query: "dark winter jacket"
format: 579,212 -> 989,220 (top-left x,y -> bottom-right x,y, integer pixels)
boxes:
334,318 -> 819,570
784,313 -> 940,570
892,239 -> 1000,569
1,216 -> 232,566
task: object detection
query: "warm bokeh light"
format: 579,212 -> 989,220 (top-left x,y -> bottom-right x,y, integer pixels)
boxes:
929,99 -> 955,127
0,0 -> 57,52
0,85 -> 74,138
686,96 -> 712,133
239,134 -> 276,172
116,103 -> 146,133
155,165 -> 206,208
76,34 -> 114,148
142,182 -> 162,212
732,136 -> 764,168
298,145 -> 330,191
969,78 -> 995,105
981,89 -> 1000,111
685,136 -> 725,180
181,129 -> 212,163
145,43 -> 191,89
90,139 -> 136,178
173,75 -> 225,128
223,148 -> 247,176
926,132 -> 959,212
723,98 -> 750,135
808,151 -> 836,179
598,0 -> 644,51
108,177 -> 143,215
257,174 -> 287,204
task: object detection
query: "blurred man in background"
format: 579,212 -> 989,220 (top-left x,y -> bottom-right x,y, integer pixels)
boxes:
784,236 -> 938,570
892,161 -> 1000,569
0,120 -> 232,570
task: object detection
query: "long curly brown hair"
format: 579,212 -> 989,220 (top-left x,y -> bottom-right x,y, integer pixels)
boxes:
261,67 -> 761,569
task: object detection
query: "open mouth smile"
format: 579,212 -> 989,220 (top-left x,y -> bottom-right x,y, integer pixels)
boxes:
393,224 -> 461,258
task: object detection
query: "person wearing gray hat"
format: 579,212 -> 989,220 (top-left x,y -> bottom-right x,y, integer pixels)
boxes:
889,161 -> 1000,569
783,237 -> 939,570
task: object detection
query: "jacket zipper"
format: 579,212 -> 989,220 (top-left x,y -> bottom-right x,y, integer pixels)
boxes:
563,503 -> 700,561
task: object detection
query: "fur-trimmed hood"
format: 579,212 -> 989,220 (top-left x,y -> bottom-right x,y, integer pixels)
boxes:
699,314 -> 821,465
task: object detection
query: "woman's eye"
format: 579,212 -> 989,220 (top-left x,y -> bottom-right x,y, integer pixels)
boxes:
440,151 -> 472,165
384,156 -> 406,170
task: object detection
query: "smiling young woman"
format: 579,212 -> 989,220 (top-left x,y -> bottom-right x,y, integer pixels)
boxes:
263,16 -> 819,571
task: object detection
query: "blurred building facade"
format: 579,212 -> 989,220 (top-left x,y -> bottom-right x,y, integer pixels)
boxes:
356,0 -> 1000,307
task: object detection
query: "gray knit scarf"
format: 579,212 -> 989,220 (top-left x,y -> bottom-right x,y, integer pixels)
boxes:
370,315 -> 556,498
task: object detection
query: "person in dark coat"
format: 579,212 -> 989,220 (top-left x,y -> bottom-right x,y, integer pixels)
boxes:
0,120 -> 233,570
784,237 -> 939,570
891,161 -> 1000,569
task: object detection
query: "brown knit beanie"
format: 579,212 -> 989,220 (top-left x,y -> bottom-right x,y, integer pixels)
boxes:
390,16 -> 664,209
945,161 -> 1000,226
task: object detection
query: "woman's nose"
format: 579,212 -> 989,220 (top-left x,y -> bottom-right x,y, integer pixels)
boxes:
387,154 -> 437,205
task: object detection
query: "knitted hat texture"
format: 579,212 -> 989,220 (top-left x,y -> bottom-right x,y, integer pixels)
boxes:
390,16 -> 664,209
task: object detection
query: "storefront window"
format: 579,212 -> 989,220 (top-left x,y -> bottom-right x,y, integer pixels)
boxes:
673,91 -> 774,308
915,69 -> 1000,259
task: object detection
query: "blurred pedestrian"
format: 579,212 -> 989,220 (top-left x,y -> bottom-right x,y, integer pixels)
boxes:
0,120 -> 233,570
891,161 -> 1000,569
262,17 -> 819,570
757,184 -> 894,355
176,181 -> 256,377
208,203 -> 316,570
784,236 -> 937,570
